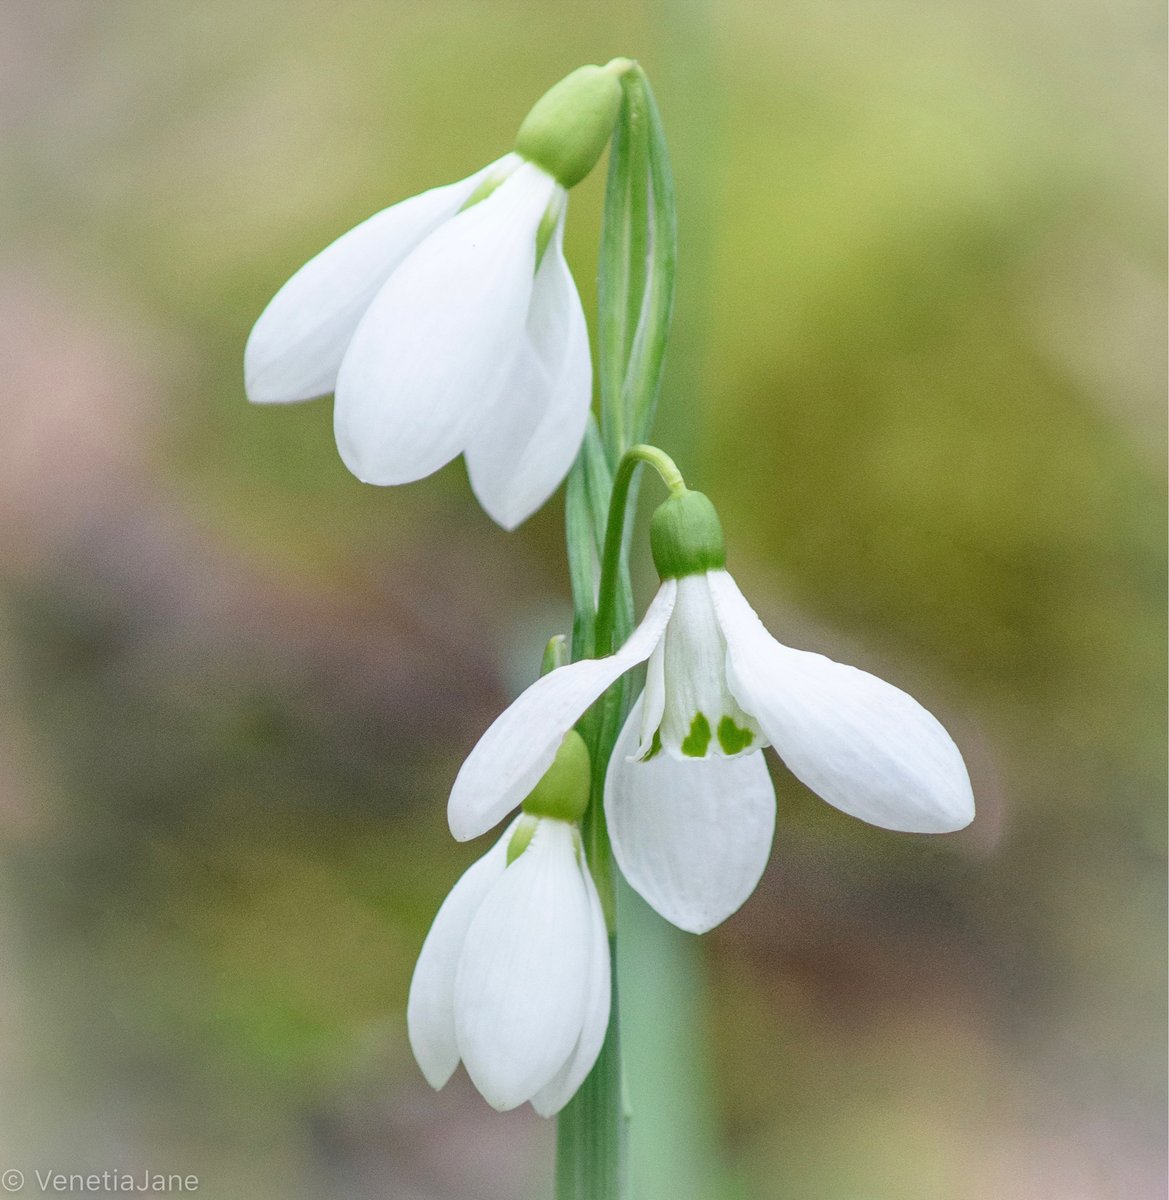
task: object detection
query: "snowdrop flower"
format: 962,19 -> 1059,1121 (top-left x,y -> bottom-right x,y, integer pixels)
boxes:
245,62 -> 629,529
408,731 -> 609,1115
448,489 -> 974,933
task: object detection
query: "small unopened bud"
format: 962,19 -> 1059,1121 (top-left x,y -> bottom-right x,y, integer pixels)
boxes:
650,489 -> 727,580
520,729 -> 591,823
515,61 -> 630,189
541,633 -> 570,676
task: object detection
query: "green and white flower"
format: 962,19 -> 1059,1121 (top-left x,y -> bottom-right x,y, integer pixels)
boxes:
245,63 -> 628,529
448,491 -> 974,932
408,733 -> 609,1114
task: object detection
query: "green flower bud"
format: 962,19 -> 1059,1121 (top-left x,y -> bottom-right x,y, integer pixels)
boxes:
520,729 -> 591,823
650,489 -> 727,580
515,60 -> 631,189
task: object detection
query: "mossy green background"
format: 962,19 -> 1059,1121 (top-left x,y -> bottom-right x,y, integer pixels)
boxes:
0,2 -> 1163,1198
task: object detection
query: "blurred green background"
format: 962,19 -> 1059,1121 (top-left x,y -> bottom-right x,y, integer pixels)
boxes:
0,2 -> 1164,1198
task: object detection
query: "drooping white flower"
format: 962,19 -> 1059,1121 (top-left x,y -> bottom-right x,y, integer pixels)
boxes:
244,62 -> 628,530
448,490 -> 974,933
408,732 -> 610,1115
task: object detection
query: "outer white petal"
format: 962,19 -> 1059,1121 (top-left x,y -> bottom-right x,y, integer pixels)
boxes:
464,207 -> 592,530
333,162 -> 557,486
447,581 -> 678,842
455,820 -> 593,1111
244,157 -> 509,404
529,855 -> 611,1116
606,697 -> 776,933
634,637 -> 666,759
405,820 -> 514,1090
708,570 -> 975,833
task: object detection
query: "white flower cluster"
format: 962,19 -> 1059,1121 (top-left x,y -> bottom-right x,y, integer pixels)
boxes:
245,63 -> 974,1118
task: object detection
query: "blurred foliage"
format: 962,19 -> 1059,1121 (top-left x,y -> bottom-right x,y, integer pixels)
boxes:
0,1 -> 1164,1198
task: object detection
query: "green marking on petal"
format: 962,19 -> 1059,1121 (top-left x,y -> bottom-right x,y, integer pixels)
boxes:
458,160 -> 517,213
681,712 -> 712,758
717,715 -> 755,755
638,728 -> 664,762
534,194 -> 564,267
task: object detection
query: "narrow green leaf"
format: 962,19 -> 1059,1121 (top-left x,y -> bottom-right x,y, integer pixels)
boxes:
626,72 -> 678,446
565,449 -> 597,663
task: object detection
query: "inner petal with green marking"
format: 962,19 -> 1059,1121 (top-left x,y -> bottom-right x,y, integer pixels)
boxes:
636,573 -> 764,761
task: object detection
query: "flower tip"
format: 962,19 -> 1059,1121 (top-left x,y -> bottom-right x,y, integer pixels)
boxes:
447,772 -> 507,842
474,496 -> 527,532
332,413 -> 418,488
921,748 -> 977,833
445,805 -> 480,844
940,788 -> 977,834
413,1051 -> 458,1093
603,56 -> 637,76
242,346 -> 290,406
897,773 -> 976,834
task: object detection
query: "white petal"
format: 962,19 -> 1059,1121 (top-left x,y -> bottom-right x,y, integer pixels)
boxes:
405,821 -> 513,1089
529,856 -> 611,1116
244,157 -> 510,404
465,207 -> 591,530
634,637 -> 666,759
708,571 -> 975,833
447,581 -> 678,842
333,162 -> 558,485
455,820 -> 593,1111
606,697 -> 776,933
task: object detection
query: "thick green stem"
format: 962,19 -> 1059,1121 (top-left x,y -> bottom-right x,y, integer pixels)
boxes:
556,444 -> 685,1199
554,961 -> 625,1200
557,61 -> 679,1200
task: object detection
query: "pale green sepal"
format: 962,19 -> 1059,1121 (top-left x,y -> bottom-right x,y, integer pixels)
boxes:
542,633 -> 570,676
515,62 -> 629,189
521,729 -> 591,822
650,489 -> 726,580
535,191 -> 566,267
507,813 -> 540,865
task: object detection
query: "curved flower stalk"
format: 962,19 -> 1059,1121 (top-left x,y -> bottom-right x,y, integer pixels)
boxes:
449,487 -> 974,934
245,62 -> 629,529
408,732 -> 610,1115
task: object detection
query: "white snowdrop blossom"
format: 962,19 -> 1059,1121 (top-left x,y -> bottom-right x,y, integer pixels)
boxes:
244,63 -> 627,530
407,815 -> 609,1114
448,490 -> 974,934
408,731 -> 610,1114
244,155 -> 587,529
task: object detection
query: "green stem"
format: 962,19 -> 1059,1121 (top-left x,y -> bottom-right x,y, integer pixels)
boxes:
557,60 -> 680,1200
595,446 -> 686,660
